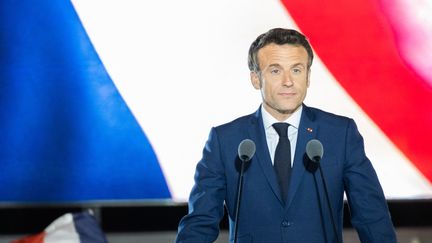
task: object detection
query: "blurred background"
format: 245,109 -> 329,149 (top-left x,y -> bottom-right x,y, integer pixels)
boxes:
1,0 -> 431,242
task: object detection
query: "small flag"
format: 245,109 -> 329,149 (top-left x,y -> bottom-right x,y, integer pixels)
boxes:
12,212 -> 108,243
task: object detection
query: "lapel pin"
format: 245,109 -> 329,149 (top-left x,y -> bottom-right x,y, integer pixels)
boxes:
307,128 -> 313,133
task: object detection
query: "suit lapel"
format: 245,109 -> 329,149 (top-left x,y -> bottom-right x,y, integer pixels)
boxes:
286,105 -> 317,209
248,108 -> 285,205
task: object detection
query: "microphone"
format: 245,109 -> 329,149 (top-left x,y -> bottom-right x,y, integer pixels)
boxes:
238,139 -> 256,162
304,139 -> 339,243
306,139 -> 324,162
304,139 -> 323,172
233,139 -> 255,243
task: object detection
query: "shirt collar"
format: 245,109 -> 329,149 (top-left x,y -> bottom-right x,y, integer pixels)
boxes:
261,105 -> 303,130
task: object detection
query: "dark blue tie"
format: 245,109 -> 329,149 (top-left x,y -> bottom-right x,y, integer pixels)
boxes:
272,122 -> 291,204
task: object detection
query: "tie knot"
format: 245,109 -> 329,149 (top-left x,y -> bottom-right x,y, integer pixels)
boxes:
272,123 -> 289,137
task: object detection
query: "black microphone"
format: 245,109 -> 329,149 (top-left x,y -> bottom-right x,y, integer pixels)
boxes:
304,139 -> 339,243
306,139 -> 324,162
238,139 -> 256,162
305,139 -> 323,173
233,139 -> 255,243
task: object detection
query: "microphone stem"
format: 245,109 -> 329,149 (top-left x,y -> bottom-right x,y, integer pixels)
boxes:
233,160 -> 246,243
313,173 -> 328,243
318,166 -> 340,243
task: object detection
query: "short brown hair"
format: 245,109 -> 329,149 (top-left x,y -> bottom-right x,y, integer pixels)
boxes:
248,28 -> 314,73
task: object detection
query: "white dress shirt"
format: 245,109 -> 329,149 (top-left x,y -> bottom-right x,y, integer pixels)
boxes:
261,105 -> 302,166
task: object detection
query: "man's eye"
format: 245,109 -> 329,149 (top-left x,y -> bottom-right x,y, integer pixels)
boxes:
292,68 -> 302,74
270,69 -> 280,74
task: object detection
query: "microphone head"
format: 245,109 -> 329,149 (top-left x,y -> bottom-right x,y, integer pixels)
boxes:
306,139 -> 324,162
238,139 -> 256,162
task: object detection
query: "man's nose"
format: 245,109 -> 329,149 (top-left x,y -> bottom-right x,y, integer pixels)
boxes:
282,74 -> 294,86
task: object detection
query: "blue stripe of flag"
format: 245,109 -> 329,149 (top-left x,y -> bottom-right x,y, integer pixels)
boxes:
0,1 -> 171,202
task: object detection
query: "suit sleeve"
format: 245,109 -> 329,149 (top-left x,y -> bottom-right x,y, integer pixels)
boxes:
343,119 -> 397,243
175,127 -> 226,243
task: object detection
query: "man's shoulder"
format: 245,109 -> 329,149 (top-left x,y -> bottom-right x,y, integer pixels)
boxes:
215,111 -> 257,130
217,112 -> 258,128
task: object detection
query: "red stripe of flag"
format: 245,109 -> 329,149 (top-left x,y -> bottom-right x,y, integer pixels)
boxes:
12,232 -> 45,243
280,0 -> 432,181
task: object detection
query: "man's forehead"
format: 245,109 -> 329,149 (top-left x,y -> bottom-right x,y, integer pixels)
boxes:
257,44 -> 309,65
258,43 -> 307,55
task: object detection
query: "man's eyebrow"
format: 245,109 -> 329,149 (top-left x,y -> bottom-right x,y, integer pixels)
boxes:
291,63 -> 306,68
267,63 -> 283,68
264,63 -> 306,70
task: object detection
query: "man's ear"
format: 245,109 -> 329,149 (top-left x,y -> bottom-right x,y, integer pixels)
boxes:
306,68 -> 311,87
250,71 -> 261,90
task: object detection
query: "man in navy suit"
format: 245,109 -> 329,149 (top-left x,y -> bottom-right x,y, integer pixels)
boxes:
176,28 -> 396,243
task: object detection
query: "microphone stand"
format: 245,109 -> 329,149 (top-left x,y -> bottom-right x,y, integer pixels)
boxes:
312,172 -> 328,243
305,158 -> 328,243
305,157 -> 339,243
233,159 -> 247,243
318,166 -> 339,243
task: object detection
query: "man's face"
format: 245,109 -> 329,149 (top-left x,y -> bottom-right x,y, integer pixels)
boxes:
251,43 -> 310,121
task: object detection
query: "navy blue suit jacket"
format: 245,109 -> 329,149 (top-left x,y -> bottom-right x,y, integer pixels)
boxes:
176,105 -> 396,243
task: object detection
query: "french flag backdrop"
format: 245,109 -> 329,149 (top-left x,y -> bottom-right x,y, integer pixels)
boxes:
0,0 -> 431,204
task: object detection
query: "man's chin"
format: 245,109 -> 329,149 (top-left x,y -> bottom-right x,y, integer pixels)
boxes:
276,108 -> 296,115
263,101 -> 301,116
275,105 -> 301,115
